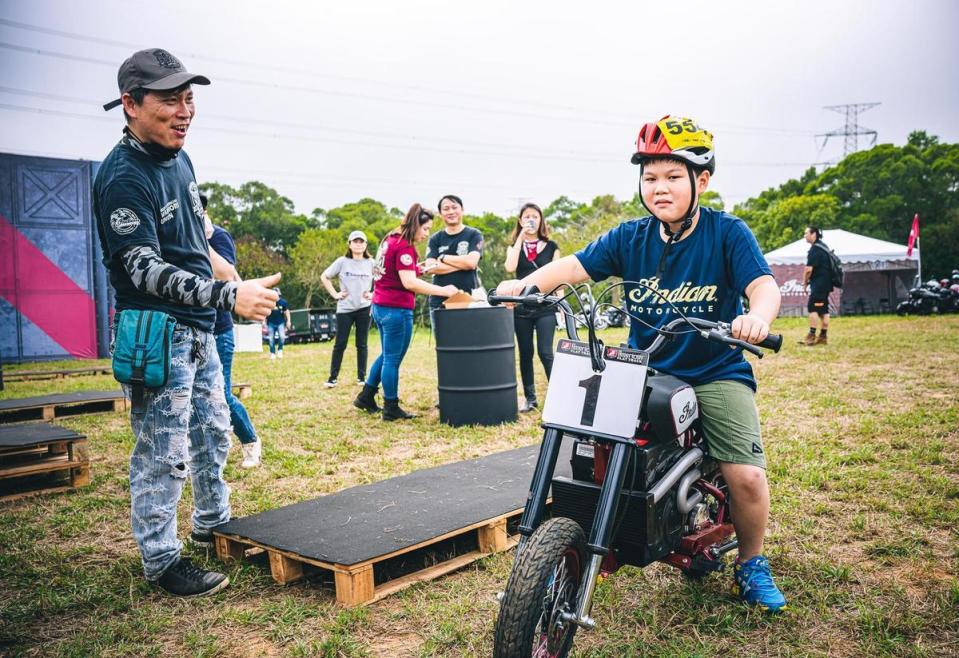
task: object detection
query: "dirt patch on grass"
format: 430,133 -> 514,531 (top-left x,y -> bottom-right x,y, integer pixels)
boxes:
368,632 -> 422,658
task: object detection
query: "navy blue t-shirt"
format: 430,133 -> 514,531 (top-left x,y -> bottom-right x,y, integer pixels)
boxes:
575,207 -> 772,390
426,226 -> 484,308
93,140 -> 215,331
266,298 -> 289,326
209,225 -> 237,336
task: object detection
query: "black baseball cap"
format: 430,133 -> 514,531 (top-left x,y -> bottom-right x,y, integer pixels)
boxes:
103,48 -> 210,111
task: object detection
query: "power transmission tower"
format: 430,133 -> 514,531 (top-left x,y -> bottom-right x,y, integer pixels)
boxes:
817,103 -> 880,157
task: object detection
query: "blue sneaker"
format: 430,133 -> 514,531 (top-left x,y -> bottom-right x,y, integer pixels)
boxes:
733,555 -> 787,612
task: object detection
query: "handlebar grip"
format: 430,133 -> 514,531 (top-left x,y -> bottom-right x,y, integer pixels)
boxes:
488,285 -> 541,307
727,337 -> 764,358
758,333 -> 783,353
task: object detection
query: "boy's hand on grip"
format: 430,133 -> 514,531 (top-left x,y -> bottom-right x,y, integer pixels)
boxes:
731,313 -> 769,345
495,279 -> 525,297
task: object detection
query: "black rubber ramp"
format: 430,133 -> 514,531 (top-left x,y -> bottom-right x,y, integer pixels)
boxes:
0,390 -> 128,423
217,441 -> 573,567
0,390 -> 126,412
0,422 -> 82,448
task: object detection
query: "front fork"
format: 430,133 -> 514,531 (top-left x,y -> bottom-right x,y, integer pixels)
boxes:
511,430 -> 631,631
515,427 -> 565,554
560,441 -> 630,630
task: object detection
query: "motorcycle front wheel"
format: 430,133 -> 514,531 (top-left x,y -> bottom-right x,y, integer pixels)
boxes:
493,517 -> 586,658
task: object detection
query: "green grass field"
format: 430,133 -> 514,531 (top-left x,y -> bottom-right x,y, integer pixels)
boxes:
1,315 -> 957,657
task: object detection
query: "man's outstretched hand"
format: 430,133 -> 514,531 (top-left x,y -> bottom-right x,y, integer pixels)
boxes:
235,273 -> 281,321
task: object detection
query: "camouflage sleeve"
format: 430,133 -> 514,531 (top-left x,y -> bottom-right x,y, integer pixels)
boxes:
120,245 -> 238,311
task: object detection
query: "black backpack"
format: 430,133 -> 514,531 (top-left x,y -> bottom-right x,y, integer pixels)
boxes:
813,242 -> 844,289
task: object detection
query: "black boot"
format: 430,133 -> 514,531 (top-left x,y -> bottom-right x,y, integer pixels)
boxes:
153,557 -> 229,598
353,384 -> 381,413
520,386 -> 538,413
382,398 -> 415,421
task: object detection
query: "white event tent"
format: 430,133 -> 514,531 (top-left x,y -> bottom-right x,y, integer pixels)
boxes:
764,229 -> 919,316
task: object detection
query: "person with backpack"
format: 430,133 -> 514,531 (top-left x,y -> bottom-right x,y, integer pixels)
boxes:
799,226 -> 836,346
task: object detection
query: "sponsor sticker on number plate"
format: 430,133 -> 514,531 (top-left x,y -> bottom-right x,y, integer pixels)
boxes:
575,442 -> 595,458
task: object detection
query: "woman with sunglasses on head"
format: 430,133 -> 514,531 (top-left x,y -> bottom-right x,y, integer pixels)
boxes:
321,230 -> 375,388
504,202 -> 561,412
354,204 -> 459,421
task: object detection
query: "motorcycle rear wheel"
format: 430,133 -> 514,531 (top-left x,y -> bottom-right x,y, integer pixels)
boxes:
493,517 -> 586,658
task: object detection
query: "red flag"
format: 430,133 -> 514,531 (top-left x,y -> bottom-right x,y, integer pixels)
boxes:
906,213 -> 919,257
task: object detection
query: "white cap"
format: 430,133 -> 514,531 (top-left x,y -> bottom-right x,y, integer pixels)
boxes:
348,230 -> 368,242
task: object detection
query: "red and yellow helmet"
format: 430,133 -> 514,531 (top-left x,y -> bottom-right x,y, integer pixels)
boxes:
631,115 -> 715,174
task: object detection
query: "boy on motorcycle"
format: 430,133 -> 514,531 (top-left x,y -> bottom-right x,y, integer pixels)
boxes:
495,116 -> 786,611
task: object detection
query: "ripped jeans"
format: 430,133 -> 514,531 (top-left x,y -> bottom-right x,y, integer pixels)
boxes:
120,325 -> 232,580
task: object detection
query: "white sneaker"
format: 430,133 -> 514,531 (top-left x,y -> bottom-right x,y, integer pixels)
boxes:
325,379 -> 337,388
270,353 -> 276,360
240,440 -> 261,468
278,351 -> 284,359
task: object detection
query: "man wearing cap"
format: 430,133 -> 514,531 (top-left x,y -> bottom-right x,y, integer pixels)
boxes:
321,230 -> 375,386
95,48 -> 281,597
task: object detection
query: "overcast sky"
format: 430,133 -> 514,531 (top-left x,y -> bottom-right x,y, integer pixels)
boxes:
1,0 -> 957,218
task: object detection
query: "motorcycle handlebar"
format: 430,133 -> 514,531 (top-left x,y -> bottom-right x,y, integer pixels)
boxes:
487,290 -> 783,358
689,319 -> 782,359
487,286 -> 544,307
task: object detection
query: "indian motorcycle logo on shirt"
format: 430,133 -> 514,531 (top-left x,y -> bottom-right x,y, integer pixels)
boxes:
626,276 -> 719,317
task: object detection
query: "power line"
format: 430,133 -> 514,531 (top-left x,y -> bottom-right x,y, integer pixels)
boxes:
0,41 -> 637,128
0,100 -> 816,168
0,35 -> 816,138
0,17 -> 643,124
0,102 -> 610,162
0,86 -> 611,157
0,18 -> 818,136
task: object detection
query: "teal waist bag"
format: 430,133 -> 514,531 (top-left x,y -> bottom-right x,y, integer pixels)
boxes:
112,310 -> 177,405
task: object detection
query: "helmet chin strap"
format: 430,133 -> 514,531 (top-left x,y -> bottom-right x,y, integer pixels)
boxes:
638,163 -> 699,280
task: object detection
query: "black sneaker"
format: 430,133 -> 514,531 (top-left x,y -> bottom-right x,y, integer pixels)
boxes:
153,557 -> 229,598
190,529 -> 214,547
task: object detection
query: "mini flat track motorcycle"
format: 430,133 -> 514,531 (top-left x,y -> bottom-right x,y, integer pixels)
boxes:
488,285 -> 782,658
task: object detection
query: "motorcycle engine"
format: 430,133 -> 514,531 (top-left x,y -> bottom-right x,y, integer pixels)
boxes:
686,500 -> 711,534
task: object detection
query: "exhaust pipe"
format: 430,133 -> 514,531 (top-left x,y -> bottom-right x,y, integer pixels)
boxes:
676,468 -> 703,514
649,447 -> 703,504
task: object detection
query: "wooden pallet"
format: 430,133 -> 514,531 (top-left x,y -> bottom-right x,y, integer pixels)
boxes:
3,366 -> 112,383
215,507 -> 523,605
0,391 -> 130,423
0,428 -> 90,501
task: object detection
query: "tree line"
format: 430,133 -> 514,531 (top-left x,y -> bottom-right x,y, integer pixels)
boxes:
200,130 -> 958,315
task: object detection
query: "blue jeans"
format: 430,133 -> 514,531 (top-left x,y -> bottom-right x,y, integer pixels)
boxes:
121,326 -> 232,580
366,304 -> 414,400
267,323 -> 286,353
214,329 -> 258,445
